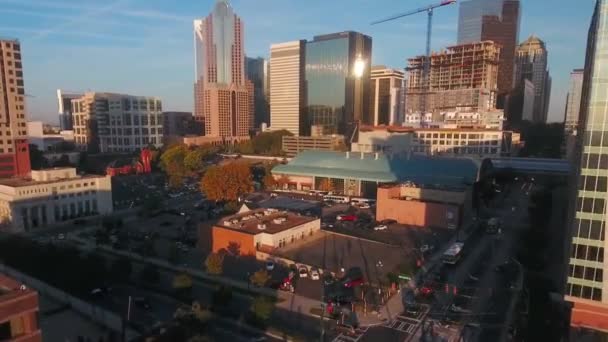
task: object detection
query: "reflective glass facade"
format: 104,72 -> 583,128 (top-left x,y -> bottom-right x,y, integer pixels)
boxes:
457,0 -> 520,95
305,32 -> 372,136
567,0 -> 608,311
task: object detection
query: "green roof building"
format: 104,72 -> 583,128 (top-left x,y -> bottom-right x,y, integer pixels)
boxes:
272,150 -> 479,198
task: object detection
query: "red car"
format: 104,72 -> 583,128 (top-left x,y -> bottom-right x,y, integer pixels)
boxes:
337,214 -> 357,222
343,277 -> 364,288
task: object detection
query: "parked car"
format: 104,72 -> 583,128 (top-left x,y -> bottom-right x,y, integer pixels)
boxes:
57,233 -> 66,240
358,204 -> 371,209
298,267 -> 309,278
310,268 -> 320,280
373,224 -> 388,231
337,214 -> 357,222
341,267 -> 364,288
379,219 -> 397,225
266,260 -> 275,271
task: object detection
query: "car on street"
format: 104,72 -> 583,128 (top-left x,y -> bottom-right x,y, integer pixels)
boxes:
373,224 -> 388,231
358,203 -> 371,209
266,260 -> 275,271
310,268 -> 320,280
419,284 -> 434,298
298,266 -> 309,278
57,234 -> 65,240
341,267 -> 364,288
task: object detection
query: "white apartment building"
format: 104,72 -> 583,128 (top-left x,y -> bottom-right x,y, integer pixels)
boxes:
353,126 -> 514,158
0,168 -> 112,233
270,41 -> 306,136
72,92 -> 163,153
404,109 -> 505,130
370,66 -> 405,126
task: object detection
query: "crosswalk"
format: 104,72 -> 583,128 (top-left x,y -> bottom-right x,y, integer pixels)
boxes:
332,305 -> 430,342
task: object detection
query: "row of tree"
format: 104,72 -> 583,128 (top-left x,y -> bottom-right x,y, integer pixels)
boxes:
160,144 -> 221,188
229,130 -> 292,156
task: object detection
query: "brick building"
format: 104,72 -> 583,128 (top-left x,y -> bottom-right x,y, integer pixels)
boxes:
0,274 -> 41,341
211,208 -> 320,255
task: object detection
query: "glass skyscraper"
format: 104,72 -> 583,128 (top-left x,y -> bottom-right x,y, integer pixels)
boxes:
305,32 -> 372,136
565,0 -> 608,330
457,0 -> 520,95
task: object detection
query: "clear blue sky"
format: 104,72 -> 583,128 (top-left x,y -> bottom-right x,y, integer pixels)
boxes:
0,0 -> 595,124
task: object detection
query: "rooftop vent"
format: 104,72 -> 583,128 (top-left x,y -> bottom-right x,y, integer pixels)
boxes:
257,224 -> 266,230
223,221 -> 232,226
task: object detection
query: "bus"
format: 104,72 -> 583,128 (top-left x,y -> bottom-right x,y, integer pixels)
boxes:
486,217 -> 500,234
323,195 -> 350,204
441,242 -> 464,265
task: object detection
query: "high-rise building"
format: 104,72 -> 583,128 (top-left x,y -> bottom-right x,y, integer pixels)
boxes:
457,0 -> 520,95
305,31 -> 372,136
246,57 -> 270,128
193,0 -> 253,138
0,39 -> 30,178
564,69 -> 584,159
370,66 -> 405,126
71,92 -> 163,153
514,35 -> 551,123
269,40 -> 306,136
565,0 -> 608,331
406,41 -> 500,114
56,89 -> 82,131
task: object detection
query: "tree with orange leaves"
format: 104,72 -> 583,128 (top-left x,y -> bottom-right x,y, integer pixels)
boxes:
201,161 -> 253,201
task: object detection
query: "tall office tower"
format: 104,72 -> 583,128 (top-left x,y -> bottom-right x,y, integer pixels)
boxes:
369,66 -> 405,126
56,89 -> 82,131
245,57 -> 269,128
406,41 -> 500,114
458,0 -> 520,95
514,35 -> 551,123
565,0 -> 608,330
193,0 -> 253,138
305,31 -> 372,137
71,92 -> 163,153
0,39 -> 30,177
269,40 -> 306,136
564,69 -> 584,158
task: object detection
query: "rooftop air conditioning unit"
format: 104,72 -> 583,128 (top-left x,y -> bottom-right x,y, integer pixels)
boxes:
223,221 -> 232,226
257,224 -> 266,230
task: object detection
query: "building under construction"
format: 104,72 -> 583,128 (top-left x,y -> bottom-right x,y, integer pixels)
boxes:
406,41 -> 501,114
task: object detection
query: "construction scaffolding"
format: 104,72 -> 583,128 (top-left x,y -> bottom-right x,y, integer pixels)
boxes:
406,41 -> 501,114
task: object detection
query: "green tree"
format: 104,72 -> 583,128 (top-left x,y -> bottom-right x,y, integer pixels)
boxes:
250,296 -> 274,322
160,144 -> 188,188
184,148 -> 206,174
205,253 -> 224,275
250,269 -> 270,287
318,178 -> 334,192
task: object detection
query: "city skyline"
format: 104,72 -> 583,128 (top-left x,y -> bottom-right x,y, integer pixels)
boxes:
0,0 -> 593,125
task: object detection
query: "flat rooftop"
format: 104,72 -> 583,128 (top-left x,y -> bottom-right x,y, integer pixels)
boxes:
0,174 -> 102,188
215,208 -> 317,235
0,274 -> 23,297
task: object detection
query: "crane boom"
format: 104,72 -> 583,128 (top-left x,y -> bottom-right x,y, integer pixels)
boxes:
371,0 -> 456,115
371,0 -> 456,25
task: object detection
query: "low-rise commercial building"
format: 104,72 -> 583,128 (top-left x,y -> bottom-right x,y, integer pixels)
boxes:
0,168 -> 112,233
0,274 -> 41,342
211,208 -> 320,255
282,135 -> 345,157
352,126 -> 515,158
272,150 -> 478,198
376,183 -> 472,229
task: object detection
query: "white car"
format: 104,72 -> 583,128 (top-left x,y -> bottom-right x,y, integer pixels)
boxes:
57,233 -> 66,240
359,204 -> 371,209
298,267 -> 308,278
266,260 -> 275,271
310,268 -> 320,280
373,225 -> 388,231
